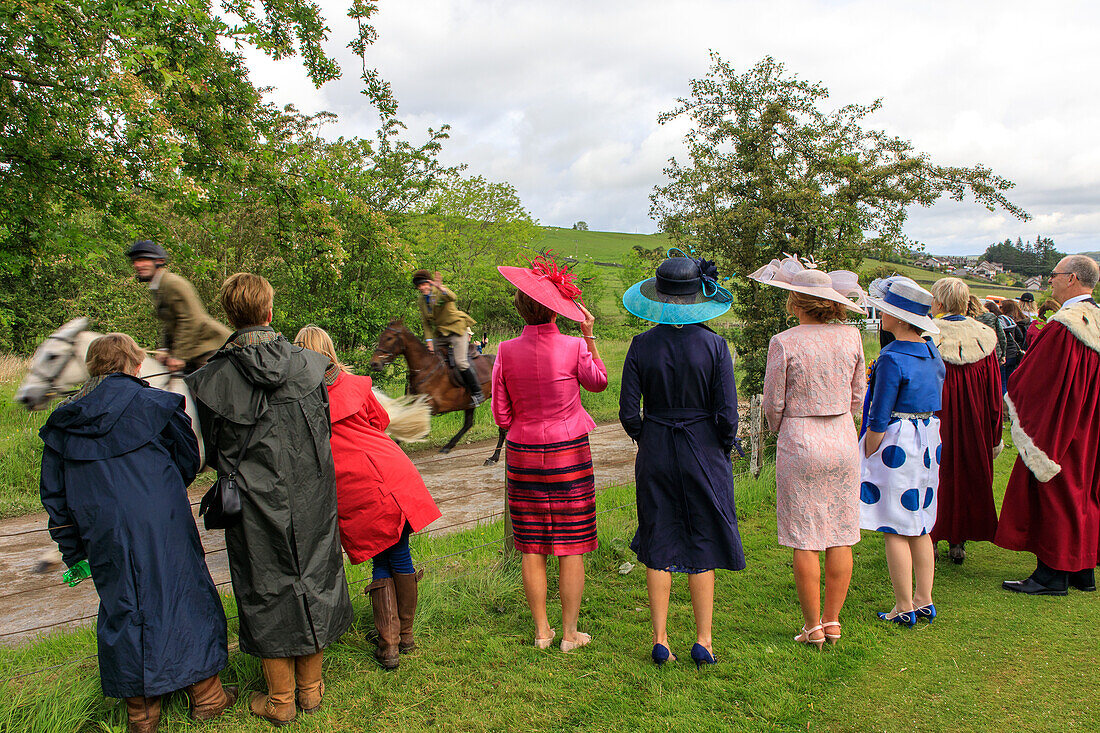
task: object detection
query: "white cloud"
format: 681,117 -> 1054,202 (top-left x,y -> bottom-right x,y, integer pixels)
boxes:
240,0 -> 1100,253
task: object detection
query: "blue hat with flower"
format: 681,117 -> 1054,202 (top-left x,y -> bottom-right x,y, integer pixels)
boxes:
622,248 -> 733,325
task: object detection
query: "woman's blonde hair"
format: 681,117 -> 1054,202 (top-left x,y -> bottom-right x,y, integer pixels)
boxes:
220,272 -> 274,329
294,325 -> 347,372
966,295 -> 985,318
931,277 -> 970,316
86,333 -> 145,377
785,291 -> 849,323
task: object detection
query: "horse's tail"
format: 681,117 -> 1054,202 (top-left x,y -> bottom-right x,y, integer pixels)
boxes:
373,389 -> 432,442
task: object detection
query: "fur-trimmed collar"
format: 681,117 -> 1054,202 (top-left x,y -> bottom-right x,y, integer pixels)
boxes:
930,317 -> 997,365
1049,302 -> 1100,355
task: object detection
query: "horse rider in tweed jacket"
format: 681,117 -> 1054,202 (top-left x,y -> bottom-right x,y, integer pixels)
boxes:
412,269 -> 484,405
127,240 -> 230,374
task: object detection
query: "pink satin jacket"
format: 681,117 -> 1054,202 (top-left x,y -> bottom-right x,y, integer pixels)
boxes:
491,323 -> 608,445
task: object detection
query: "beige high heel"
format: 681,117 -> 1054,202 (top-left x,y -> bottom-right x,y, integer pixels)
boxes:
794,624 -> 825,649
820,619 -> 841,645
560,632 -> 591,652
534,629 -> 556,649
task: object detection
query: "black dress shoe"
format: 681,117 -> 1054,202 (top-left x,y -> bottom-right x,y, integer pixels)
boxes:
1002,578 -> 1068,596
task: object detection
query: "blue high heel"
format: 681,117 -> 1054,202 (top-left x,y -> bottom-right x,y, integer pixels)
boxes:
651,643 -> 675,666
877,609 -> 917,628
915,603 -> 937,622
690,643 -> 717,668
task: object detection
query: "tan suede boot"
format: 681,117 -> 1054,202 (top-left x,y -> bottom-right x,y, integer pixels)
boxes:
295,651 -> 325,714
367,577 -> 400,670
186,674 -> 238,721
393,569 -> 424,653
125,695 -> 161,733
249,657 -> 297,726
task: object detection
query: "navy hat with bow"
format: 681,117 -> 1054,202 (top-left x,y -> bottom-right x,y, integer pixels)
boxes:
622,248 -> 733,325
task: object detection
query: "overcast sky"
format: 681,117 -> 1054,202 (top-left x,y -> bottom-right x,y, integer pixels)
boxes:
241,0 -> 1100,256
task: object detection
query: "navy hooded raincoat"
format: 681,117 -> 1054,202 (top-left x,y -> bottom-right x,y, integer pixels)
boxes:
39,373 -> 227,698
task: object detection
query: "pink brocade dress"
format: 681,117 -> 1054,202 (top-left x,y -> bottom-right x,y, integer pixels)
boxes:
763,325 -> 866,551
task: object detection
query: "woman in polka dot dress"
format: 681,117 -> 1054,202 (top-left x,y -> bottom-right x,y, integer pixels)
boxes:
859,277 -> 946,627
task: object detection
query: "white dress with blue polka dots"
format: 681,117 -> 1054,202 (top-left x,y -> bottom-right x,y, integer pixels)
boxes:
858,415 -> 941,536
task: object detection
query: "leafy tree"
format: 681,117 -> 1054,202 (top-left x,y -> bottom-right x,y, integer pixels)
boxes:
572,221 -> 589,231
404,173 -> 540,334
0,0 -> 393,350
650,54 -> 1028,393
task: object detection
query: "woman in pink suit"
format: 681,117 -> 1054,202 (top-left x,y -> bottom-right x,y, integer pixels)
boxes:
493,256 -> 608,653
754,257 -> 867,648
295,326 -> 441,671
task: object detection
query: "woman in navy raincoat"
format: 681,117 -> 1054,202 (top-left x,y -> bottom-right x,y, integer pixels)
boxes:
619,252 -> 746,669
39,334 -> 234,733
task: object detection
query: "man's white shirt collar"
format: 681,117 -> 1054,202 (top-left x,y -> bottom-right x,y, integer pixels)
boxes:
1061,293 -> 1092,309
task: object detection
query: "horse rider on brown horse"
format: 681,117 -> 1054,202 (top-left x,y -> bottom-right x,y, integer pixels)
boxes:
127,240 -> 230,375
412,269 -> 485,406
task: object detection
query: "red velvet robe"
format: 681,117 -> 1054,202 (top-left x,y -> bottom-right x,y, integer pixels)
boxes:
327,372 -> 441,563
995,302 -> 1100,572
930,317 -> 1003,544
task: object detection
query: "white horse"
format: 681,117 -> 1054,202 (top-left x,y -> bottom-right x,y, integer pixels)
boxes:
16,317 -> 431,573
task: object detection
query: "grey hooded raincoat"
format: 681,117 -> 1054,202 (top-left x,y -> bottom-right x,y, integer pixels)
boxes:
186,327 -> 353,658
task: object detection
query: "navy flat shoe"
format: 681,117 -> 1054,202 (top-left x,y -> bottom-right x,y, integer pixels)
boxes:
876,609 -> 917,628
690,643 -> 717,668
651,643 -> 675,666
915,603 -> 937,622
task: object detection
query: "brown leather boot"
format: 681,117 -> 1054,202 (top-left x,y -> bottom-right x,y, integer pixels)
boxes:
295,651 -> 325,714
393,569 -> 424,653
367,577 -> 400,670
249,657 -> 297,726
125,696 -> 161,733
187,674 -> 238,721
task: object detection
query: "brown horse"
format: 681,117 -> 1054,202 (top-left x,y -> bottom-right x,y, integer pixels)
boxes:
369,320 -> 507,464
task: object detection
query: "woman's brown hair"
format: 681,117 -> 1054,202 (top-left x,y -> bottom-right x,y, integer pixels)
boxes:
999,299 -> 1027,323
86,333 -> 145,377
514,290 -> 555,325
785,291 -> 850,323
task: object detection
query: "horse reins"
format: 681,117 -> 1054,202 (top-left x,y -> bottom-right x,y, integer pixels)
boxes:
32,333 -> 182,400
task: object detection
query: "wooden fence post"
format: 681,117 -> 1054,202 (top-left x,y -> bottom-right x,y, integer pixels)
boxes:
750,393 -> 763,478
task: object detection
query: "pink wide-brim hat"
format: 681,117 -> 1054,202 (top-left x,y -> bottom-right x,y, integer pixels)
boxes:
498,264 -> 587,322
749,257 -> 867,315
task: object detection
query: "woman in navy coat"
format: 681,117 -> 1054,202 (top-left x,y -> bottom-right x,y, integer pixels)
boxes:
620,252 -> 746,668
39,334 -> 234,733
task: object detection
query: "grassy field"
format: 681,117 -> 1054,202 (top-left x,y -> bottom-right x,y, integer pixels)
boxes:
533,227 -> 671,264
3,431 -> 1097,732
860,259 -> 1034,299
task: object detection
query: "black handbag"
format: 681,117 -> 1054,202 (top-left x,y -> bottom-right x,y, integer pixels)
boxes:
199,419 -> 258,530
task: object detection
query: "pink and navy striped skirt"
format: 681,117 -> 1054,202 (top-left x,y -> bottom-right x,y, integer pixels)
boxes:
506,435 -> 598,556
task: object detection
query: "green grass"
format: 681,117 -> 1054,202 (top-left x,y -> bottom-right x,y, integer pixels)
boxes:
3,436 -> 1097,732
0,356 -> 51,519
533,227 -> 671,264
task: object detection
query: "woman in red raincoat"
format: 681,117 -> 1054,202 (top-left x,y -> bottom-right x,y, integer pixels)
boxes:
295,326 -> 441,671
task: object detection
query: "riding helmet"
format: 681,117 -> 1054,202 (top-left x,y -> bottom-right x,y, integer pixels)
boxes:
126,240 -> 169,261
412,269 -> 433,287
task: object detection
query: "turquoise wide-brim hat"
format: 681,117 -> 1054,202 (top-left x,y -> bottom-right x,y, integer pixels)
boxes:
622,251 -> 733,325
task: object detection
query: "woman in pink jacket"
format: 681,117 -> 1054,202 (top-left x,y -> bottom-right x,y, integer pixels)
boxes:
493,256 -> 608,653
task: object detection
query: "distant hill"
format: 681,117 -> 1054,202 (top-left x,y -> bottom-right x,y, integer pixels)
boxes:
532,227 -> 669,263
1081,251 -> 1100,263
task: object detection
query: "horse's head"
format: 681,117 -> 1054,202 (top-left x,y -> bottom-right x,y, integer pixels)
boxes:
369,320 -> 409,372
14,318 -> 92,411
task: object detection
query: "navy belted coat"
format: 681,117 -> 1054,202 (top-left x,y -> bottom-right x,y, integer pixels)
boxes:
186,329 -> 353,658
619,324 -> 746,572
39,373 -> 227,698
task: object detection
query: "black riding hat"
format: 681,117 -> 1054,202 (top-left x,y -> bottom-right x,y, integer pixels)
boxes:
412,269 -> 433,287
126,240 -> 168,261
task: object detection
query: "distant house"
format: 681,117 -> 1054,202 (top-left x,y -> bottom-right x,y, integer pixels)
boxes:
1024,276 -> 1043,291
974,261 -> 1002,277
915,256 -> 949,271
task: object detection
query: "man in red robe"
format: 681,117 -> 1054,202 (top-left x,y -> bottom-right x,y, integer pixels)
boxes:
997,255 -> 1100,595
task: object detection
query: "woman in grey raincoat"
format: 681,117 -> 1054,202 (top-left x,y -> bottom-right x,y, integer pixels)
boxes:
186,273 -> 353,727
